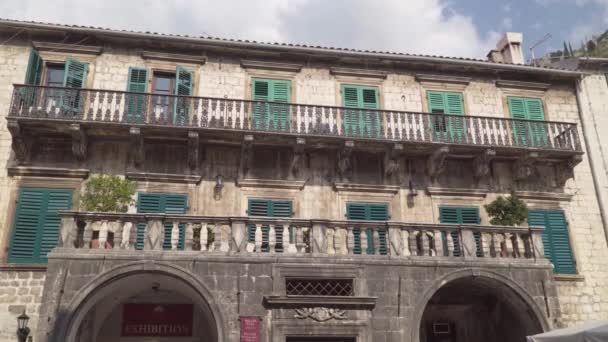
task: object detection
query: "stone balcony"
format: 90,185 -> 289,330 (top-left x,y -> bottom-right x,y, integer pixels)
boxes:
7,85 -> 583,167
57,211 -> 548,266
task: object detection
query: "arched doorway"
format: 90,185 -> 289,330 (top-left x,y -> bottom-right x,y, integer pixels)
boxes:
59,264 -> 223,342
419,275 -> 544,342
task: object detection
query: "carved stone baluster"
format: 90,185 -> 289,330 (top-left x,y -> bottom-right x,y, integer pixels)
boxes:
401,229 -> 411,256
120,221 -> 133,249
360,229 -> 368,255
183,223 -> 194,251
282,224 -> 291,253
254,224 -> 263,253
505,233 -> 514,258
82,220 -> 93,249
286,226 -> 298,253
97,220 -> 108,249
200,223 -> 208,252
446,230 -> 455,256
337,227 -> 348,255
296,227 -> 306,253
433,230 -> 443,256
268,224 -> 276,253
373,229 -> 380,255
213,223 -> 222,252
327,227 -> 336,255
515,233 -> 525,258
421,231 -> 430,256
493,233 -> 503,257
347,227 -> 355,255
171,221 -> 180,250
481,232 -> 491,257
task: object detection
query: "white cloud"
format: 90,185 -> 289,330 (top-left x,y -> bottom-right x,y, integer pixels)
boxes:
501,17 -> 513,30
0,0 -> 500,58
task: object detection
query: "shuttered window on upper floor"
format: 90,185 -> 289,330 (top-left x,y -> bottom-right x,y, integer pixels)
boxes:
346,202 -> 389,255
507,96 -> 548,147
9,187 -> 73,263
426,91 -> 466,142
251,78 -> 291,131
439,206 -> 481,257
528,209 -> 576,274
341,85 -> 381,138
135,192 -> 188,251
247,198 -> 294,252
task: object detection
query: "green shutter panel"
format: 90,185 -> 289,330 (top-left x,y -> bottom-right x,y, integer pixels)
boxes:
428,91 -> 465,142
368,203 -> 388,255
525,98 -> 548,147
460,207 -> 482,256
174,66 -> 193,125
269,80 -> 291,131
361,87 -> 381,138
25,49 -> 43,86
136,193 -> 163,250
427,91 -> 446,114
62,58 -> 88,112
247,199 -> 293,252
342,85 -> 361,137
126,67 -> 148,123
529,210 -> 576,274
162,194 -> 188,250
9,188 -> 72,263
439,207 -> 479,257
252,79 -> 270,130
346,202 -> 389,255
445,92 -> 466,141
346,202 -> 366,255
508,96 -> 530,146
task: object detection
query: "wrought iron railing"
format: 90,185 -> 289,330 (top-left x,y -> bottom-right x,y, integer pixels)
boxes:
57,212 -> 547,262
10,84 -> 581,152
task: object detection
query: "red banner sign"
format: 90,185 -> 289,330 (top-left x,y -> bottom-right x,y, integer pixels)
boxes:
240,316 -> 261,342
122,303 -> 193,337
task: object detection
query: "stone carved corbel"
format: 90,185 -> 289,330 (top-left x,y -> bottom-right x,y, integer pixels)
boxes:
555,155 -> 583,187
69,123 -> 88,161
427,146 -> 450,181
238,134 -> 254,179
289,138 -> 306,180
7,119 -> 31,163
187,131 -> 199,172
512,152 -> 539,181
129,127 -> 144,169
384,143 -> 404,180
474,149 -> 496,180
336,140 -> 354,182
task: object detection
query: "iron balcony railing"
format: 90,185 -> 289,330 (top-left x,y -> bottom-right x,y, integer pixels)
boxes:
10,84 -> 581,152
57,211 -> 547,263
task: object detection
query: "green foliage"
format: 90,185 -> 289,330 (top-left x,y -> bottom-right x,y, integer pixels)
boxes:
484,193 -> 528,226
80,175 -> 136,212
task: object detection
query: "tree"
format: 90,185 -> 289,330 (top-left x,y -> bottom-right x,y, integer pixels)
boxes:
80,175 -> 137,212
484,193 -> 528,226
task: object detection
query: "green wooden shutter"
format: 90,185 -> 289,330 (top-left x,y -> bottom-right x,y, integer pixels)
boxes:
525,98 -> 548,146
427,91 -> 465,141
439,206 -> 481,257
252,79 -> 291,131
174,66 -> 193,125
528,210 -> 576,274
9,188 -> 72,263
247,199 -> 293,252
25,49 -> 43,86
342,85 -> 380,137
508,97 -> 547,147
346,202 -> 389,255
62,58 -> 88,112
126,67 -> 148,123
252,79 -> 270,130
136,193 -> 188,251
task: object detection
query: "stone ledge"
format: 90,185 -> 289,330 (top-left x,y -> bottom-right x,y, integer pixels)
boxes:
426,187 -> 488,198
554,274 -> 585,282
514,191 -> 573,202
33,41 -> 103,55
495,80 -> 551,91
263,295 -> 376,310
241,59 -> 303,72
415,73 -> 472,85
126,172 -> 201,184
8,166 -> 90,179
333,183 -> 400,194
0,263 -> 47,272
141,50 -> 207,64
237,178 -> 306,190
330,67 -> 388,79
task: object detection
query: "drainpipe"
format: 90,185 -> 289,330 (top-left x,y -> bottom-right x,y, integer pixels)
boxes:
574,77 -> 608,246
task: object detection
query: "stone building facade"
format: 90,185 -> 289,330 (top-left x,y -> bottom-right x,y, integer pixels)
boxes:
0,19 -> 605,342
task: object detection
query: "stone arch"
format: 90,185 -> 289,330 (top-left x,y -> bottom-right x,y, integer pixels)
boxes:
53,261 -> 226,342
411,268 -> 550,342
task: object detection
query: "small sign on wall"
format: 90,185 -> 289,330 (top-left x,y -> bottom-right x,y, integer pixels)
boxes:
122,303 -> 193,337
240,316 -> 261,342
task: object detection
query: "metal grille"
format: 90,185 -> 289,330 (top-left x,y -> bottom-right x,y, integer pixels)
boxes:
286,279 -> 354,296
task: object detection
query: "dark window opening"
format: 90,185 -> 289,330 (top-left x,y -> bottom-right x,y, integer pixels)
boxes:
45,64 -> 65,87
286,279 -> 354,296
152,72 -> 176,120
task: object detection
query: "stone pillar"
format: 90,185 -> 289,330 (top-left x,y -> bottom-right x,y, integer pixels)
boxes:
461,228 -> 478,257
531,228 -> 545,260
387,224 -> 402,256
311,220 -> 327,254
231,219 -> 247,253
59,215 -> 77,248
144,215 -> 165,250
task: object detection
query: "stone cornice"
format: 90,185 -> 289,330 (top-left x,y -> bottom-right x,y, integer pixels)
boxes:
32,41 -> 103,55
333,183 -> 400,194
415,73 -> 472,85
241,59 -> 303,72
495,80 -> 551,91
263,295 -> 377,310
126,172 -> 202,184
237,178 -> 306,190
514,191 -> 573,202
330,67 -> 388,79
141,50 -> 207,64
426,187 -> 488,198
7,166 -> 90,179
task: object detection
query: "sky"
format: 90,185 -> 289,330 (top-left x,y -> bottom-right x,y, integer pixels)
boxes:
0,0 -> 606,61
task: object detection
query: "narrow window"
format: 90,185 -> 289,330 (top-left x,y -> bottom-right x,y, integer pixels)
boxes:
341,85 -> 380,138
426,90 -> 466,142
528,209 -> 576,274
135,192 -> 188,250
507,96 -> 547,147
345,202 -> 389,255
439,206 -> 481,257
251,78 -> 291,131
247,198 -> 293,252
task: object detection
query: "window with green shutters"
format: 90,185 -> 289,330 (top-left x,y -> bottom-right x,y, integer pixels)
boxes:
507,96 -> 548,147
247,198 -> 293,252
439,206 -> 481,257
136,193 -> 188,250
62,57 -> 89,112
528,209 -> 576,274
426,91 -> 466,142
126,67 -> 148,123
22,49 -> 44,107
341,85 -> 381,138
9,188 -> 73,263
345,202 -> 389,255
174,65 -> 193,125
251,78 -> 291,131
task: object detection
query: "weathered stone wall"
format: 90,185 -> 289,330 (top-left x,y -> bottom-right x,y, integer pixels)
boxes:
0,269 -> 45,342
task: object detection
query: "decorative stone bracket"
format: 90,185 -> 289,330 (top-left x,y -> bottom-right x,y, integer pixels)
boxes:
69,124 -> 88,161
239,134 -> 254,179
294,307 -> 347,322
7,119 -> 31,163
512,152 -> 539,181
188,131 -> 200,172
336,140 -> 354,182
555,155 -> 583,187
427,146 -> 450,180
129,127 -> 144,168
384,143 -> 404,179
289,138 -> 306,180
474,149 -> 496,180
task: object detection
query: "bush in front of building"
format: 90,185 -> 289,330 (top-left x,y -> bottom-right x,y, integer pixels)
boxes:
80,175 -> 137,212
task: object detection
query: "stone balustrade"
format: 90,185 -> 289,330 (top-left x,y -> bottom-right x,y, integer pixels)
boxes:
58,212 -> 545,261
10,84 -> 581,152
